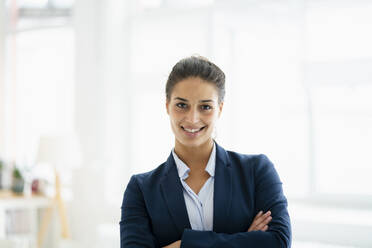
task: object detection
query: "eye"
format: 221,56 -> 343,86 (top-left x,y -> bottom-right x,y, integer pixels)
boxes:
176,102 -> 187,109
201,105 -> 212,111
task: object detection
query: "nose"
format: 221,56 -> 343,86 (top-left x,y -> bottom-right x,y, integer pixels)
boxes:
185,107 -> 200,124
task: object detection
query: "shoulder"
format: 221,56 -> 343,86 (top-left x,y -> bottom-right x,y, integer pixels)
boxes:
225,150 -> 279,180
122,161 -> 170,207
226,150 -> 273,170
224,150 -> 283,193
129,161 -> 169,188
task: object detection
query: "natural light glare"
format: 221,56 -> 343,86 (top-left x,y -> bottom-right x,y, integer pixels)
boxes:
313,84 -> 372,195
2,0 -> 372,247
4,27 -> 74,165
306,3 -> 372,61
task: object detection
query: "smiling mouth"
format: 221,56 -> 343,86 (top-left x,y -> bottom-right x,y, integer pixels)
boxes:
181,126 -> 206,133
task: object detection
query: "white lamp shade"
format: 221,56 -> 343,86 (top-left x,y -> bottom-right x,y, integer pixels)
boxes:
36,134 -> 82,170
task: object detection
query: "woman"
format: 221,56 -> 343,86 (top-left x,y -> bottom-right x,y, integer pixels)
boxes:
120,56 -> 291,248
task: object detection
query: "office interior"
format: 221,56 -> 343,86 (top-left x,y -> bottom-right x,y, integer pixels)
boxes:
0,0 -> 371,247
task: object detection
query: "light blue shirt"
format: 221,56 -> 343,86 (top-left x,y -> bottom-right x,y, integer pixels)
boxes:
172,142 -> 216,231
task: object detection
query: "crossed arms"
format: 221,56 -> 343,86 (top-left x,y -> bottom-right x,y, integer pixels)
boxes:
120,155 -> 291,248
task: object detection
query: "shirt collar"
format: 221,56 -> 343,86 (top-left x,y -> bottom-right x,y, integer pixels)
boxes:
172,142 -> 216,180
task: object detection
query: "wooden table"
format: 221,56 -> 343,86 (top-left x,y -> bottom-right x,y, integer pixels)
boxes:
0,190 -> 52,246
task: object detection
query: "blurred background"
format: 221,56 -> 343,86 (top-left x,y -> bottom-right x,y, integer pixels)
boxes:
0,0 -> 371,247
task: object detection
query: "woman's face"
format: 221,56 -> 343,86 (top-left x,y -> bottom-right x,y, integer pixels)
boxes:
166,77 -> 223,148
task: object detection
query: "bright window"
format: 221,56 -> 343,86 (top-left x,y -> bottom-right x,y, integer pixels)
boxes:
2,0 -> 74,167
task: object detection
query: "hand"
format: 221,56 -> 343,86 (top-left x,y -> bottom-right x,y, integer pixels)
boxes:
163,240 -> 181,248
247,210 -> 272,232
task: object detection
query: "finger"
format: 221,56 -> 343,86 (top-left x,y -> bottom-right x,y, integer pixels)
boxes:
253,211 -> 271,226
248,211 -> 271,232
255,216 -> 272,230
253,211 -> 263,220
249,211 -> 264,229
264,211 -> 271,217
255,215 -> 272,230
261,225 -> 269,232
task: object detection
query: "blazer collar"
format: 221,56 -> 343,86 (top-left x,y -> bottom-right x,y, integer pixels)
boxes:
160,141 -> 232,233
213,142 -> 233,232
160,153 -> 191,234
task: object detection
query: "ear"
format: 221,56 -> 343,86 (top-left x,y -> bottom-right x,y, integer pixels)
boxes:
218,101 -> 224,118
166,100 -> 170,115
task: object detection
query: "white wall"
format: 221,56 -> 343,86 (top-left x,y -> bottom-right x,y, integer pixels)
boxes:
0,0 -> 6,156
71,0 -> 133,246
72,0 -> 107,246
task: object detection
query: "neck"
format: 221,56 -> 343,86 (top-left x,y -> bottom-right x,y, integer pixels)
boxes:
174,138 -> 214,171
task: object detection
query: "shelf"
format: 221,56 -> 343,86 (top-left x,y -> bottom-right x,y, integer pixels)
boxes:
0,190 -> 53,247
0,190 -> 51,209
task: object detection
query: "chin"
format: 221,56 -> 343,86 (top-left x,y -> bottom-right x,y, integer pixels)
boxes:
183,140 -> 204,147
176,135 -> 212,148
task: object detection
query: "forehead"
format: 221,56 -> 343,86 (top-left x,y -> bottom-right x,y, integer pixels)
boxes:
171,77 -> 218,101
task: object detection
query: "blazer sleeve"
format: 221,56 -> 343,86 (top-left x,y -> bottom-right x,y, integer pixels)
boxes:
120,175 -> 159,248
180,154 -> 291,248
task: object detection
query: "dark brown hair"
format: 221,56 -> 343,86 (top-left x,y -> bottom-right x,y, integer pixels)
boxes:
165,56 -> 225,103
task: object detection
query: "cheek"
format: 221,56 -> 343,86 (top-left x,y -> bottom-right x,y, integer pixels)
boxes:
203,112 -> 218,123
169,110 -> 182,124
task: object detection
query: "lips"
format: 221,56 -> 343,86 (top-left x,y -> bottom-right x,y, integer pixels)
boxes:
182,126 -> 204,132
181,125 -> 206,135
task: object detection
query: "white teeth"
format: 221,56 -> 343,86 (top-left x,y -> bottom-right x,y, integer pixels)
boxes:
184,127 -> 202,133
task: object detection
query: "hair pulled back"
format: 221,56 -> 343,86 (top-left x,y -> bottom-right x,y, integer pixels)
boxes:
166,56 -> 225,103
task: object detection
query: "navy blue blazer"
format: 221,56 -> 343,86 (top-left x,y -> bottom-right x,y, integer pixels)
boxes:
120,142 -> 291,247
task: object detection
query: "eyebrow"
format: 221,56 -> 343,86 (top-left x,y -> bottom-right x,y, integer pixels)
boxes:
174,97 -> 215,103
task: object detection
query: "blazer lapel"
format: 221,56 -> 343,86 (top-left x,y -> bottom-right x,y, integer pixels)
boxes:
160,153 -> 191,234
213,142 -> 232,233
